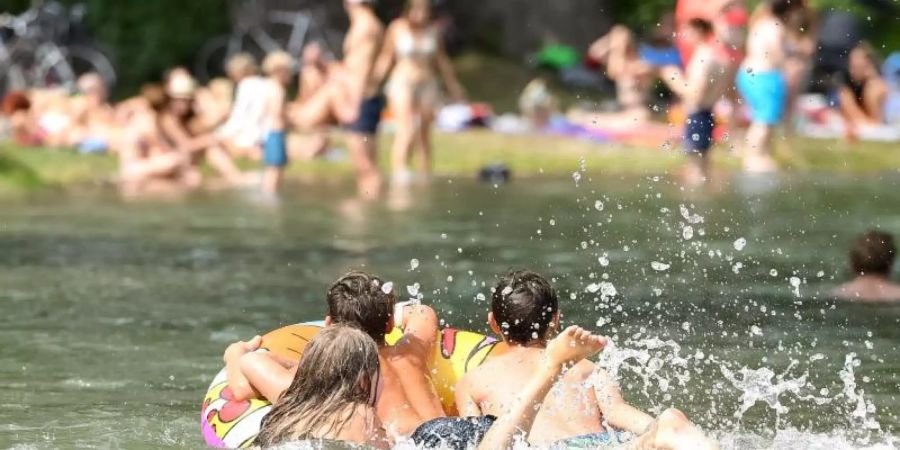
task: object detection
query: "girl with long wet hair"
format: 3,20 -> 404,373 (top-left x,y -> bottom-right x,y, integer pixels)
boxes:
254,326 -> 389,448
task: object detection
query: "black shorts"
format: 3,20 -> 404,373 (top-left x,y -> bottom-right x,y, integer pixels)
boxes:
411,416 -> 497,450
347,95 -> 385,135
683,109 -> 715,154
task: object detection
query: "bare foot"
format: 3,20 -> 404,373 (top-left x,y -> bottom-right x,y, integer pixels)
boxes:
742,154 -> 778,173
644,408 -> 719,450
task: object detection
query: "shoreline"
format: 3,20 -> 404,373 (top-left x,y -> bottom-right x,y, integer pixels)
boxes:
2,130 -> 899,196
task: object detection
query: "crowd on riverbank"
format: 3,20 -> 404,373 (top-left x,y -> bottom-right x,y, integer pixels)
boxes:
1,0 -> 899,195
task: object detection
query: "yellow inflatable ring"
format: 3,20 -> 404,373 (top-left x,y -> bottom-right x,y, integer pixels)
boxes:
200,321 -> 507,448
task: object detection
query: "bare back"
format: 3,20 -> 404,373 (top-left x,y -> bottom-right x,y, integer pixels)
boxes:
343,9 -> 385,99
458,349 -> 605,446
743,16 -> 786,72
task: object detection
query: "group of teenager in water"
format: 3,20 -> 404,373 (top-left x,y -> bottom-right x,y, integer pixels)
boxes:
217,228 -> 900,449
223,270 -> 720,450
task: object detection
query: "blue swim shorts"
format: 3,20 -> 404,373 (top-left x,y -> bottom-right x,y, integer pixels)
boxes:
263,130 -> 288,168
684,109 -> 715,154
552,431 -> 631,449
347,95 -> 385,135
737,69 -> 787,125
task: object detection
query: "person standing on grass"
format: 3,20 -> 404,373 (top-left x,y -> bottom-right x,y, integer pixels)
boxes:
289,0 -> 387,199
660,18 -> 731,185
259,51 -> 293,194
736,0 -> 805,173
373,0 -> 466,184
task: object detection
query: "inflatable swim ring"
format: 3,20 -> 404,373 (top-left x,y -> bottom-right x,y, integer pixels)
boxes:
201,321 -> 507,448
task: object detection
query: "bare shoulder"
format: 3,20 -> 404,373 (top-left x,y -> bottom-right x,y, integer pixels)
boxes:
565,359 -> 597,382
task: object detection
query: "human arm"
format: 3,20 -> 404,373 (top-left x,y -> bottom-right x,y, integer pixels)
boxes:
434,35 -> 465,101
477,326 -> 606,450
371,24 -> 397,88
862,79 -> 888,124
158,114 -> 215,153
223,336 -> 262,401
236,350 -> 297,403
593,368 -> 654,434
453,376 -> 483,417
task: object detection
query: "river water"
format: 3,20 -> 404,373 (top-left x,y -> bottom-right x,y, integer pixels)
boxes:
1,173 -> 899,449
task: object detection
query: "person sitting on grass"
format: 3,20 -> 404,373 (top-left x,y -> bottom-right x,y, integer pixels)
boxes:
253,322 -> 613,450
660,18 -> 731,185
837,42 -> 891,136
223,271 -> 446,439
831,230 -> 900,302
157,73 -> 247,187
455,270 -> 719,449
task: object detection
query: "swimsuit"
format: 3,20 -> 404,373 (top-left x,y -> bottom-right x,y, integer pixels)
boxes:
684,109 -> 715,154
263,130 -> 288,168
386,26 -> 442,104
550,431 -> 633,449
410,415 -> 496,450
737,69 -> 788,125
347,95 -> 385,135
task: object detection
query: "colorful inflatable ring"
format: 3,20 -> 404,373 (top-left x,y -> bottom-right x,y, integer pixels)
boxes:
201,321 -> 507,448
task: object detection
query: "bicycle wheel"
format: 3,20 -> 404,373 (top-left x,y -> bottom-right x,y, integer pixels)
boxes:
0,59 -> 27,96
67,45 -> 117,89
194,35 -> 232,83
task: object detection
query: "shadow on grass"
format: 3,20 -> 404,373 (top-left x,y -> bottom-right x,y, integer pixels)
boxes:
0,152 -> 46,191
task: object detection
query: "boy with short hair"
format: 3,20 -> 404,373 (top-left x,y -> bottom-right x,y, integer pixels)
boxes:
455,270 -> 718,449
831,230 -> 900,302
661,18 -> 731,185
224,271 -> 445,437
260,51 -> 293,194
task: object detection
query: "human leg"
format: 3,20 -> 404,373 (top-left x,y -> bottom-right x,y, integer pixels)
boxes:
206,144 -> 249,184
262,130 -> 288,194
619,408 -> 719,450
389,86 -> 417,184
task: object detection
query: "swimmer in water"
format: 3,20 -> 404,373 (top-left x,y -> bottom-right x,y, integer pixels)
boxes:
455,270 -> 719,449
254,322 -> 615,450
253,325 -> 390,449
224,271 -> 445,439
831,231 -> 900,302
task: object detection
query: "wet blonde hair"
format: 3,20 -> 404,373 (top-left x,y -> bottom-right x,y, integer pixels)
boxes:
254,326 -> 380,447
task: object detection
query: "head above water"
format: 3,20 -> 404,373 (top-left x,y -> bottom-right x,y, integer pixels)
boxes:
326,271 -> 396,344
254,325 -> 381,447
850,230 -> 896,277
403,0 -> 432,27
489,270 -> 560,346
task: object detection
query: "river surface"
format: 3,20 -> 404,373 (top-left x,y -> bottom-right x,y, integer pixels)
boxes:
2,173 -> 899,449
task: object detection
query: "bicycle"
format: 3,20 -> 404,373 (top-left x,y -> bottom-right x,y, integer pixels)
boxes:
193,0 -> 341,82
0,1 -> 116,96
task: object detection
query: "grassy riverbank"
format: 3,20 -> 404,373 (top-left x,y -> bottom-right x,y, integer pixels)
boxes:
1,131 -> 898,195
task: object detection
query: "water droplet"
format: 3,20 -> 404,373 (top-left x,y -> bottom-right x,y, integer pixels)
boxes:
651,261 -> 671,271
733,238 -> 747,251
381,282 -> 394,294
409,259 -> 419,271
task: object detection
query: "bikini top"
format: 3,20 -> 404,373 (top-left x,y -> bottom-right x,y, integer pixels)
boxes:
395,25 -> 438,60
